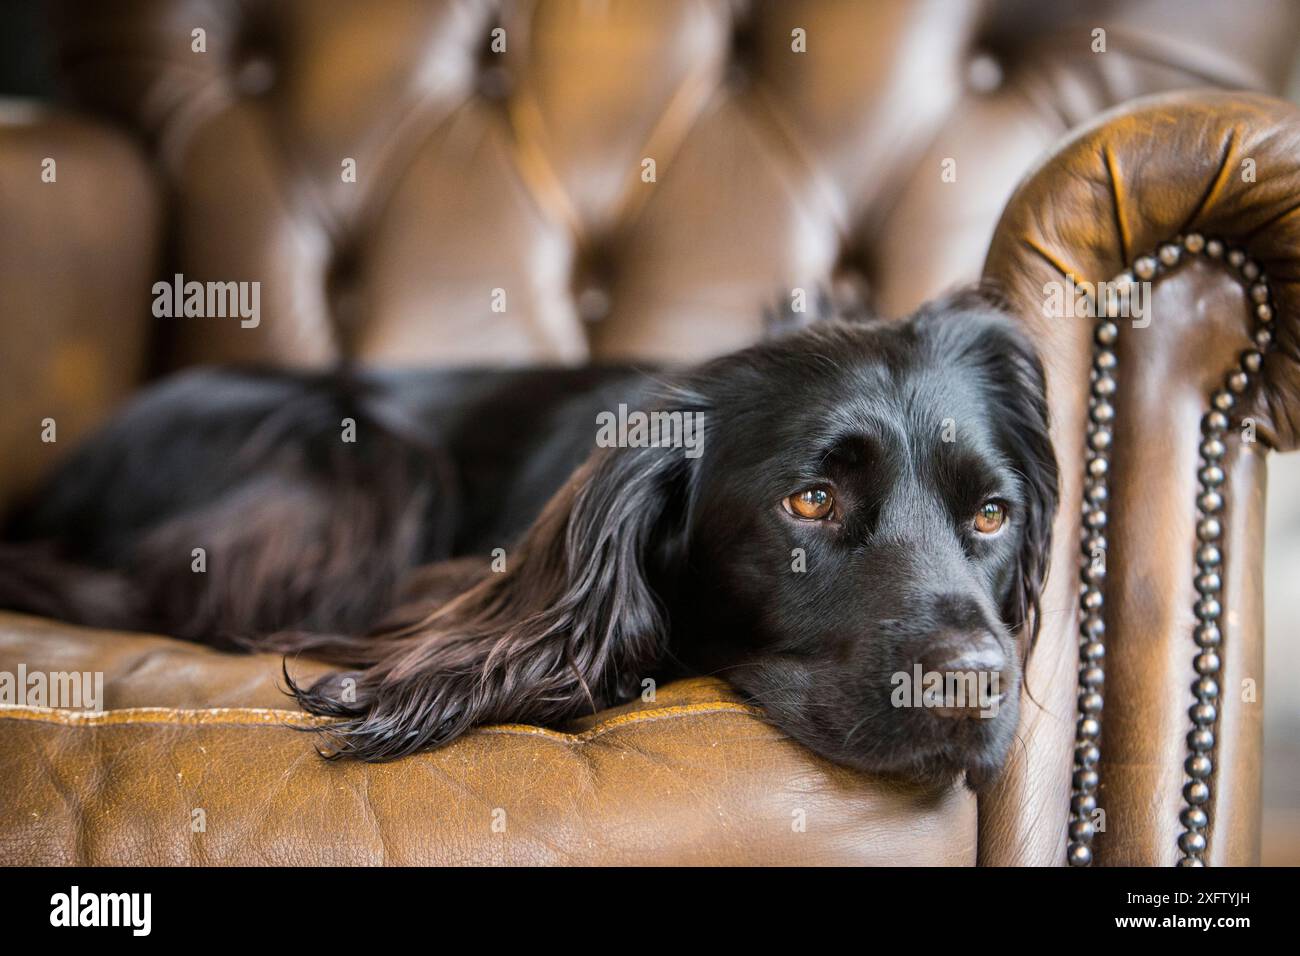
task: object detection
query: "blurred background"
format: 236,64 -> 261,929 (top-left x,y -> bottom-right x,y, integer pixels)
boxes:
0,0 -> 1297,862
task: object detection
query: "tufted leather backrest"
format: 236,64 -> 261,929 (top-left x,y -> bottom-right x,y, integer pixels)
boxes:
46,0 -> 1300,371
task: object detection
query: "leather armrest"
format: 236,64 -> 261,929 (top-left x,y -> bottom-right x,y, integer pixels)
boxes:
0,102 -> 160,511
0,612 -> 977,865
979,90 -> 1300,865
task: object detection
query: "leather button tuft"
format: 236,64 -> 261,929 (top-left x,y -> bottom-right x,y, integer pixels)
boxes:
966,52 -> 1003,94
325,244 -> 364,337
477,64 -> 512,101
576,286 -> 612,323
235,56 -> 276,96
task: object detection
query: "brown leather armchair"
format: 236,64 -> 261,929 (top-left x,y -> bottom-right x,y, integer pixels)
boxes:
2,0 -> 1298,865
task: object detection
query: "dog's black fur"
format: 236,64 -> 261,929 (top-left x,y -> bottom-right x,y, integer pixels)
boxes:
0,291 -> 1057,787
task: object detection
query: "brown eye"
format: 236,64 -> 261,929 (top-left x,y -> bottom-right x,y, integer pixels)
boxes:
974,500 -> 1007,534
786,486 -> 835,520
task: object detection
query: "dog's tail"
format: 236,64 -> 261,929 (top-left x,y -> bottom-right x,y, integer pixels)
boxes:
0,542 -> 143,631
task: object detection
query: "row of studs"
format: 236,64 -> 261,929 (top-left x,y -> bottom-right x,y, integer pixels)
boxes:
1066,233 -> 1276,867
1175,236 -> 1274,865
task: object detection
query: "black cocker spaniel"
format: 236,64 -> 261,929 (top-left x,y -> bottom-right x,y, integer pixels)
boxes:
0,290 -> 1057,789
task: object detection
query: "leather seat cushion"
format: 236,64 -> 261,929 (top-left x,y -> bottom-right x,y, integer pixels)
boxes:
0,611 -> 975,865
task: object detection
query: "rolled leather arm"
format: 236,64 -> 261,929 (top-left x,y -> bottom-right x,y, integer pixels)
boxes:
980,90 -> 1300,866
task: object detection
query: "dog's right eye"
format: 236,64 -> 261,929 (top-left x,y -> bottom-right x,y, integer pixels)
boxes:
784,486 -> 835,520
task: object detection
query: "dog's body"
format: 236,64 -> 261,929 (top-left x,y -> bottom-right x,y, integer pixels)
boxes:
3,364 -> 648,637
0,293 -> 1057,787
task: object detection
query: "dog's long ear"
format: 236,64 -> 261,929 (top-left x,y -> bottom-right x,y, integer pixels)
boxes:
288,415 -> 698,761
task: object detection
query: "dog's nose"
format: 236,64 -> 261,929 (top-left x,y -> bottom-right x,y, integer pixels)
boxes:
918,630 -> 1008,719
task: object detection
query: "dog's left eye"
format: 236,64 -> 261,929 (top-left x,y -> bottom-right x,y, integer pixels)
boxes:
785,486 -> 835,520
973,500 -> 1007,534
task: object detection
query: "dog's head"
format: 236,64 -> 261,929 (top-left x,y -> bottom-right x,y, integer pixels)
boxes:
665,291 -> 1058,787
296,291 -> 1057,788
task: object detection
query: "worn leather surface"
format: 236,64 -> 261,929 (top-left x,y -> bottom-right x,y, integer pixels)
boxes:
0,104 -> 160,508
1,2 -> 1298,865
982,91 -> 1300,865
0,613 -> 976,865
